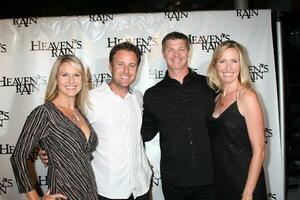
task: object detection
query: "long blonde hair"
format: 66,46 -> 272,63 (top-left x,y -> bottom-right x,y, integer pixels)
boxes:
44,55 -> 90,113
207,40 -> 252,92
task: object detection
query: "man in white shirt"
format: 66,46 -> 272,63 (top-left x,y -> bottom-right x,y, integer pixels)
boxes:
39,42 -> 152,200
87,42 -> 152,200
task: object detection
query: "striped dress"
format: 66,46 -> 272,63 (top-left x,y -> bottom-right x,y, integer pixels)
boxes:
10,102 -> 98,200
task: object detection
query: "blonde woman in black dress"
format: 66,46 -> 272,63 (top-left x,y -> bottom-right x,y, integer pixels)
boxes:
11,55 -> 98,200
206,41 -> 266,200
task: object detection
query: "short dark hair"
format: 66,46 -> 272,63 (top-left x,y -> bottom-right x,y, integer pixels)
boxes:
161,31 -> 190,51
109,42 -> 141,65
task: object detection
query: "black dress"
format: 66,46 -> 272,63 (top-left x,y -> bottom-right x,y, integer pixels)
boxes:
206,101 -> 266,200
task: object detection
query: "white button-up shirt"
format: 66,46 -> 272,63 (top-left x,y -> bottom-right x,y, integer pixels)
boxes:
87,82 -> 152,199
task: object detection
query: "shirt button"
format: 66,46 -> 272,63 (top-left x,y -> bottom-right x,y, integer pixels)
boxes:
189,141 -> 193,144
187,127 -> 192,131
192,155 -> 195,159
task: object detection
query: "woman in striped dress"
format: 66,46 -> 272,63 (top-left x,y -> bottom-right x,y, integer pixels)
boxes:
10,55 -> 98,200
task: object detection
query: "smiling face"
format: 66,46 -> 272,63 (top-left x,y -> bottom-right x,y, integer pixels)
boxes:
162,39 -> 189,72
215,47 -> 240,86
56,62 -> 82,100
109,49 -> 138,92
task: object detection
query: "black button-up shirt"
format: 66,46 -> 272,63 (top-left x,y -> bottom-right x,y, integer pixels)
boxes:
142,69 -> 215,186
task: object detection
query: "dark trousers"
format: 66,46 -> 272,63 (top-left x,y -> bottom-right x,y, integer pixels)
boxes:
162,181 -> 216,200
98,191 -> 150,200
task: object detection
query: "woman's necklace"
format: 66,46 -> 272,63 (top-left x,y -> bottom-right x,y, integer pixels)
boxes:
72,111 -> 80,125
56,105 -> 80,125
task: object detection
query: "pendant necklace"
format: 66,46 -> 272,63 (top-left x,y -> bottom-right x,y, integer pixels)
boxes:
57,105 -> 80,125
72,111 -> 80,125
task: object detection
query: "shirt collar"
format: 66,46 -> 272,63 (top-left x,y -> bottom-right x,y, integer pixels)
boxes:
103,81 -> 132,99
164,68 -> 197,84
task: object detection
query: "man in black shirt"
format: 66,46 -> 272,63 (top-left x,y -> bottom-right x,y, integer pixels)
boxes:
142,32 -> 216,200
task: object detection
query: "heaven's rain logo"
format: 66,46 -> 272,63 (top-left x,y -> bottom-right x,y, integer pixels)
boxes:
107,36 -> 158,54
149,68 -> 199,80
165,11 -> 188,21
236,9 -> 259,19
0,75 -> 47,95
189,33 -> 231,52
13,17 -> 38,27
89,14 -> 113,24
249,63 -> 269,82
30,39 -> 83,57
90,73 -> 112,88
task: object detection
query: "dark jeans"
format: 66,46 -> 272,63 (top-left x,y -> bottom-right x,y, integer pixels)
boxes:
98,191 -> 150,200
162,181 -> 216,200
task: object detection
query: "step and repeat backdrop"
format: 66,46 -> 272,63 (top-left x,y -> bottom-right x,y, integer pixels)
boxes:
0,10 -> 283,200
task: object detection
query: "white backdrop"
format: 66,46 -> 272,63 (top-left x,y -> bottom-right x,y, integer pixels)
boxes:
0,10 -> 283,200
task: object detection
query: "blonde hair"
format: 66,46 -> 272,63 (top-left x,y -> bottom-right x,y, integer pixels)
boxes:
207,40 -> 251,92
44,55 -> 90,113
